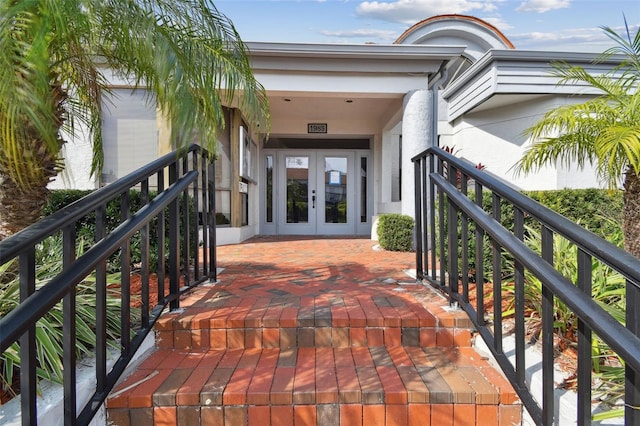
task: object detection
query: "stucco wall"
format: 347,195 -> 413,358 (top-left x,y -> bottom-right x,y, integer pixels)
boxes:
49,126 -> 97,190
444,96 -> 602,191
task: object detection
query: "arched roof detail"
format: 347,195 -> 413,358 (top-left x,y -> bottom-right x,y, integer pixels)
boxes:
396,15 -> 514,62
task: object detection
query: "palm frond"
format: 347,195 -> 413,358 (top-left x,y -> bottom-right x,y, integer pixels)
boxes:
1,0 -> 270,191
599,16 -> 640,72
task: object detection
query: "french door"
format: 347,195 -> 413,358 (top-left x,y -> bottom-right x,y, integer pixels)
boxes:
271,151 -> 358,235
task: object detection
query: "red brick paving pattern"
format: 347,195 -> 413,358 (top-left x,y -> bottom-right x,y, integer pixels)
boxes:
107,237 -> 521,425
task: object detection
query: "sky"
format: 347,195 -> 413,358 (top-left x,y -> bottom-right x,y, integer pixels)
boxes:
215,0 -> 639,53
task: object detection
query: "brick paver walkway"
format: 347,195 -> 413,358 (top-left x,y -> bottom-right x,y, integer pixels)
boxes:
107,236 -> 521,425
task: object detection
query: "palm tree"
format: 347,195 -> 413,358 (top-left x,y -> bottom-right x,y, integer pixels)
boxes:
515,21 -> 640,258
0,0 -> 270,240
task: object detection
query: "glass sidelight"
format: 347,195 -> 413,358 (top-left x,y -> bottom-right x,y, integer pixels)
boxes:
285,156 -> 309,223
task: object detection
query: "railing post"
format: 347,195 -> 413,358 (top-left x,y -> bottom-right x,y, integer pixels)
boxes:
182,154 -> 190,287
447,162 -> 459,304
200,153 -> 209,276
541,225 -> 555,425
491,193 -> 502,352
460,171 -> 469,302
626,278 -> 640,424
514,207 -> 526,388
63,225 -> 77,424
577,248 -> 592,426
169,161 -> 180,310
141,179 -> 150,327
428,152 -> 436,281
437,158 -> 446,288
208,155 -> 217,282
156,168 -> 166,302
95,204 -> 107,390
120,191 -> 131,353
192,149 -> 201,282
474,185 -> 485,326
414,157 -> 423,281
19,248 -> 36,426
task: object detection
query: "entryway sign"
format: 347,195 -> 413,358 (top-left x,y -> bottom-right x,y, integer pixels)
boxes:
308,123 -> 327,133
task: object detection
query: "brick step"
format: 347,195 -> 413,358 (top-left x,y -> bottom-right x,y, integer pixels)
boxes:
107,347 -> 522,425
154,294 -> 474,349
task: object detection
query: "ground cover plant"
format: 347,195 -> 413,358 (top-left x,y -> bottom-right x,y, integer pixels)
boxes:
0,235 -> 124,402
436,186 -> 628,419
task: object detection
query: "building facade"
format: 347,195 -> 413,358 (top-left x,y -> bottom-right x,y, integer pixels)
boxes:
52,15 -> 619,245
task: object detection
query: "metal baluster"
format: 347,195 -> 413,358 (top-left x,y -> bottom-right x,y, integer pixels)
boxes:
541,225 -> 555,425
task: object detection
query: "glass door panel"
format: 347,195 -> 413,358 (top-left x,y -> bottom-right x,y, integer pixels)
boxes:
324,157 -> 348,223
278,152 -> 316,235
316,153 -> 355,235
286,156 -> 309,223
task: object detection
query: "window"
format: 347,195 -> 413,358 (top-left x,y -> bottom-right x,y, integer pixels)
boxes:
266,155 -> 274,223
360,157 -> 368,222
391,135 -> 402,202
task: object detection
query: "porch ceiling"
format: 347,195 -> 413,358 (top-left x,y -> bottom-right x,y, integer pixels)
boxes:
267,93 -> 402,125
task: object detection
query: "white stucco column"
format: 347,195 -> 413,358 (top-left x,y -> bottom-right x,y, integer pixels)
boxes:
401,89 -> 432,217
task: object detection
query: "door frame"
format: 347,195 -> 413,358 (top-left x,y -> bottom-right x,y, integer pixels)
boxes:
261,148 -> 373,236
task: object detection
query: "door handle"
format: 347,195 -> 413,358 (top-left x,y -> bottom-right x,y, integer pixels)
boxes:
312,190 -> 316,208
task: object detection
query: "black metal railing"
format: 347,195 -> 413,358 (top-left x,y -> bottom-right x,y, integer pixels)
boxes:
0,144 -> 217,425
413,146 -> 640,425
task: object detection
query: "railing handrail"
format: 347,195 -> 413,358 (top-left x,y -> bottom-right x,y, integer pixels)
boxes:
412,146 -> 640,286
0,143 -> 217,425
432,172 -> 640,373
413,146 -> 640,425
0,171 -> 197,353
0,144 -> 203,264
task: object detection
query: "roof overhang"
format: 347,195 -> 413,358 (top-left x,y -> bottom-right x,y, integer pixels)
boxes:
246,41 -> 466,77
442,50 -> 625,121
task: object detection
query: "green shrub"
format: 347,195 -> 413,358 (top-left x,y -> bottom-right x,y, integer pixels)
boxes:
378,213 -> 414,252
434,188 -> 623,284
45,189 -> 196,273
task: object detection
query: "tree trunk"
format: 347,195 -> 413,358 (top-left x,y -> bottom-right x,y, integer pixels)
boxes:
623,170 -> 640,259
0,172 -> 52,241
0,79 -> 66,241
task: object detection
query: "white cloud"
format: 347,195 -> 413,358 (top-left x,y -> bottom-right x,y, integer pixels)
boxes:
356,0 -> 503,25
320,28 -> 399,42
481,16 -> 514,31
509,23 -> 640,51
515,0 -> 570,13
